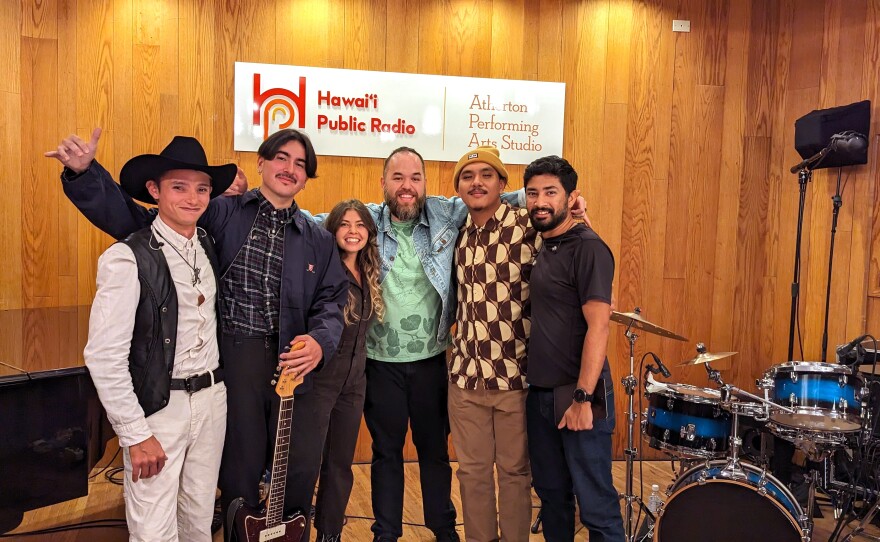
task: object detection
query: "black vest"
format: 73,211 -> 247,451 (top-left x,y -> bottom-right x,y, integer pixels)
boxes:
120,227 -> 220,417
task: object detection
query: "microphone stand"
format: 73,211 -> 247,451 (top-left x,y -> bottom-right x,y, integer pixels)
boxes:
820,168 -> 844,362
787,142 -> 836,361
787,167 -> 813,361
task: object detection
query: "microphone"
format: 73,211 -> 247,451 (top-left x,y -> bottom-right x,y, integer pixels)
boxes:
830,130 -> 868,156
649,352 -> 671,378
837,334 -> 869,361
789,131 -> 869,173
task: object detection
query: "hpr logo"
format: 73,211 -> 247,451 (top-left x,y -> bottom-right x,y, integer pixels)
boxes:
253,73 -> 306,140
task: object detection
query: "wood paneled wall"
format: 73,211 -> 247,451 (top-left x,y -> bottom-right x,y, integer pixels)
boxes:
2,0 -> 879,460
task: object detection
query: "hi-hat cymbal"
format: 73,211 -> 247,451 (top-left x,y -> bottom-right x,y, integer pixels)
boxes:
610,311 -> 688,342
678,350 -> 738,367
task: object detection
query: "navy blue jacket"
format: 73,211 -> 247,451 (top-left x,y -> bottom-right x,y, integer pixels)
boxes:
62,161 -> 348,393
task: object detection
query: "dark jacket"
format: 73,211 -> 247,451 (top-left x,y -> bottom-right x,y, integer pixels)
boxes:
122,227 -> 221,416
62,161 -> 348,393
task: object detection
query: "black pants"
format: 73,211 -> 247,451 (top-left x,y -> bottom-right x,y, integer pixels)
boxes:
218,334 -> 336,540
363,354 -> 457,540
314,350 -> 367,536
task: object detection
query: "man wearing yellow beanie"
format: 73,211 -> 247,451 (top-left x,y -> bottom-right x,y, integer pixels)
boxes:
448,146 -> 540,542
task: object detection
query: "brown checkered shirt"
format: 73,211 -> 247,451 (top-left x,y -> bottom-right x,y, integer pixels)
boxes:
450,203 -> 542,390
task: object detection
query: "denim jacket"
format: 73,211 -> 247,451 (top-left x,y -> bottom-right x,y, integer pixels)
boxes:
308,191 -> 523,344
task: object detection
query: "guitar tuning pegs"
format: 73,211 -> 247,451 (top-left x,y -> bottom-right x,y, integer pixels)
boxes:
270,379 -> 277,386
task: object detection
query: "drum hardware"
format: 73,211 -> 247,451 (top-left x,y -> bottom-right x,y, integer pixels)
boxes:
677,342 -> 737,367
610,307 -> 687,542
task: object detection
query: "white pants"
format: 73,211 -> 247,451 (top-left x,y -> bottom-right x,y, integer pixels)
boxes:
123,383 -> 227,542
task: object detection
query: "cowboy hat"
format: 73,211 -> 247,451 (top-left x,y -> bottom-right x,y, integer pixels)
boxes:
120,136 -> 237,203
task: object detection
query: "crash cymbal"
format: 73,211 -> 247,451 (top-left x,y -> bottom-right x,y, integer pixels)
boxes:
678,350 -> 738,367
610,310 -> 688,342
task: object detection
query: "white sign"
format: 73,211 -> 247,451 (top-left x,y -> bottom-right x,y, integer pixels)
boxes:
233,62 -> 565,165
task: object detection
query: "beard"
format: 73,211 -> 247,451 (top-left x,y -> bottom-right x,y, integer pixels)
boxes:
385,187 -> 426,221
529,203 -> 568,232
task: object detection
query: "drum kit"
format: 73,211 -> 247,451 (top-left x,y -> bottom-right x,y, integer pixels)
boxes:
612,308 -> 880,542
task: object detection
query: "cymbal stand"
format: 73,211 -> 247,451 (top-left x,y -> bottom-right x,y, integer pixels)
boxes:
620,321 -> 653,542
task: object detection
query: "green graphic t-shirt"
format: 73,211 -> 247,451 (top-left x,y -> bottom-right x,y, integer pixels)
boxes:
366,220 -> 449,362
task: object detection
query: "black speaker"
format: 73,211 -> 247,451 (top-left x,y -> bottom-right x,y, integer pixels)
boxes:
794,100 -> 871,169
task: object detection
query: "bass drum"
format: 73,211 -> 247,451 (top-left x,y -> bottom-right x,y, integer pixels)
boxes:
654,460 -> 806,542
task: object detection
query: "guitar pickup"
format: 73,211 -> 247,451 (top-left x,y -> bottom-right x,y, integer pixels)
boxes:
259,524 -> 286,541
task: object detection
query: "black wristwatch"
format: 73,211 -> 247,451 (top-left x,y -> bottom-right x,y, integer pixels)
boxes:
573,387 -> 593,403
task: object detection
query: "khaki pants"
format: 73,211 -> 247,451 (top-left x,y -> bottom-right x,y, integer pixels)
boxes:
448,383 -> 531,542
123,384 -> 227,542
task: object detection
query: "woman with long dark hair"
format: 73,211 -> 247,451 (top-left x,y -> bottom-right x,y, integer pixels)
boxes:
314,199 -> 384,542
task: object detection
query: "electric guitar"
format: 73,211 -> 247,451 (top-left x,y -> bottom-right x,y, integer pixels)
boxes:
229,342 -> 307,542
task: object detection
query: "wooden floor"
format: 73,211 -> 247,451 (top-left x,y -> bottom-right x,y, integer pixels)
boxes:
6,456 -> 880,541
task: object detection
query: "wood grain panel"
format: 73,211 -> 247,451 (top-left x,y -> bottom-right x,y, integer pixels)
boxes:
385,0 -> 420,73
75,0 -> 113,139
743,0 -> 780,138
709,0 -> 750,352
682,85 -> 724,346
561,0 -> 607,200
489,0 -> 525,80
520,0 -> 540,80
56,0 -> 78,307
21,0 -> 57,38
787,0 -> 823,91
214,0 -> 276,163
0,0 -> 22,94
178,0 -> 217,159
732,136 -> 771,383
662,0 -> 699,281
417,0 -> 447,75
131,44 -> 160,156
695,0 -> 729,87
536,0 -> 563,82
21,37 -> 60,307
109,0 -> 134,169
446,0 -> 492,77
0,91 -> 23,310
604,0 -> 632,104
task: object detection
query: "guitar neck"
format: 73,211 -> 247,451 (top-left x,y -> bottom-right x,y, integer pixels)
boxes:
265,395 -> 294,527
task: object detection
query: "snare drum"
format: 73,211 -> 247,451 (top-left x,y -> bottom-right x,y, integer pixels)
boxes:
643,383 -> 730,458
654,460 -> 806,542
765,361 -> 863,432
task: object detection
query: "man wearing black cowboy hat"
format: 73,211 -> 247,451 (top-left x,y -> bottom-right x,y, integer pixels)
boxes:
61,136 -> 236,541
48,128 -> 348,540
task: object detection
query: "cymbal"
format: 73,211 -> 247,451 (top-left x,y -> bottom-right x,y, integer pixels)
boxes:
610,311 -> 688,342
678,350 -> 738,367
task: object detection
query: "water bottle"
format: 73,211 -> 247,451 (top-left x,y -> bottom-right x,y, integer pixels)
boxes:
636,484 -> 663,541
647,484 -> 662,514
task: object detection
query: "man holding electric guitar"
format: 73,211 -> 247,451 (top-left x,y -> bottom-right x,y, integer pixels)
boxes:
51,128 -> 349,541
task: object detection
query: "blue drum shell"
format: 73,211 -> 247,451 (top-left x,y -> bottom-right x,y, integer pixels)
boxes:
771,372 -> 860,413
644,391 -> 731,454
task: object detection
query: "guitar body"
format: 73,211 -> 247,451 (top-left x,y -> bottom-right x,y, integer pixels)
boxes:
230,499 -> 306,542
229,355 -> 307,542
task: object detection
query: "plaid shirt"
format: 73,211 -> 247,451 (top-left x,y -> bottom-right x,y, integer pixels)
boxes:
219,190 -> 297,335
449,204 -> 542,390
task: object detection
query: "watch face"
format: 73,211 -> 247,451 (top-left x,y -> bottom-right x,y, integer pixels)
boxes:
574,388 -> 590,403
